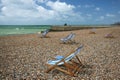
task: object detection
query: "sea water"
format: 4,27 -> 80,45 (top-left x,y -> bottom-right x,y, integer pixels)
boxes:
0,25 -> 51,36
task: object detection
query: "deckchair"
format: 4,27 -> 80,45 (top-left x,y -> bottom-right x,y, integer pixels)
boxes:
45,45 -> 83,76
104,32 -> 114,38
105,34 -> 114,38
41,29 -> 49,38
60,32 -> 75,44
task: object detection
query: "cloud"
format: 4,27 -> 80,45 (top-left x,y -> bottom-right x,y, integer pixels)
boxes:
0,0 -> 84,25
46,0 -> 75,12
106,13 -> 115,17
100,16 -> 104,20
118,11 -> 120,14
84,4 -> 94,8
96,16 -> 104,21
77,5 -> 81,8
1,0 -> 38,17
36,0 -> 48,3
36,6 -> 57,20
86,14 -> 92,17
95,7 -> 100,11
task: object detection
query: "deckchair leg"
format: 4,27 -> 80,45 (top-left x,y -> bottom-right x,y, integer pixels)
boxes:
45,65 -> 57,73
64,62 -> 79,76
56,67 -> 75,76
76,56 -> 83,66
46,65 -> 75,76
69,60 -> 82,74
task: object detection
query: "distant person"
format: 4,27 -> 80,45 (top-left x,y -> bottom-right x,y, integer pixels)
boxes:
64,23 -> 67,26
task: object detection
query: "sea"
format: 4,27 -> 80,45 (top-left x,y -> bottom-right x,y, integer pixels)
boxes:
0,25 -> 51,36
0,25 -> 110,36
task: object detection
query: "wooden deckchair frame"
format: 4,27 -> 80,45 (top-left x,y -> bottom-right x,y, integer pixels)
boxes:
45,47 -> 83,76
89,31 -> 96,34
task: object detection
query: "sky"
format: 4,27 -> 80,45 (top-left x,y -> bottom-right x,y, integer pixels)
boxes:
0,0 -> 120,25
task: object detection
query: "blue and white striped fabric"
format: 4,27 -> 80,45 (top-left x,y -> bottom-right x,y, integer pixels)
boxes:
61,33 -> 75,43
42,30 -> 49,37
55,55 -> 64,60
47,45 -> 83,65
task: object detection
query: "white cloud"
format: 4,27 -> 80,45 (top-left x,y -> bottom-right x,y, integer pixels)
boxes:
1,0 -> 38,18
36,6 -> 57,20
118,11 -> 120,14
100,16 -> 104,20
77,5 -> 81,8
84,4 -> 94,8
96,16 -> 104,21
46,1 -> 75,12
2,0 -> 35,7
95,7 -> 100,11
86,14 -> 92,17
37,0 -> 48,3
106,13 -> 115,17
0,0 -> 84,24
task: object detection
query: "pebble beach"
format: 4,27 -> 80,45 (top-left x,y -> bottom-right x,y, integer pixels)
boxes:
0,26 -> 120,80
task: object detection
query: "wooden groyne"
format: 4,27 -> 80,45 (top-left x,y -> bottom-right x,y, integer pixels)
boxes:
50,26 -> 110,31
